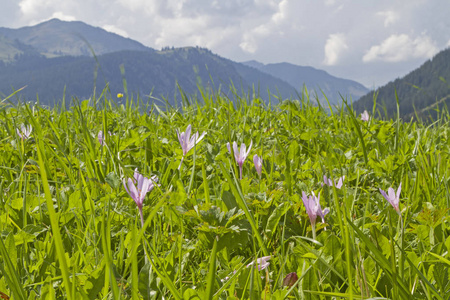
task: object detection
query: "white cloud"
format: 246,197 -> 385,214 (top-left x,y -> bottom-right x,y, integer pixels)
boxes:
323,33 -> 348,66
19,0 -> 45,16
50,12 -> 76,22
376,10 -> 398,27
102,25 -> 129,37
363,34 -> 439,63
271,0 -> 290,24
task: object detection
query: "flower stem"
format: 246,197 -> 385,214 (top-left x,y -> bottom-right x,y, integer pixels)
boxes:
139,207 -> 144,228
178,156 -> 185,170
312,222 -> 316,240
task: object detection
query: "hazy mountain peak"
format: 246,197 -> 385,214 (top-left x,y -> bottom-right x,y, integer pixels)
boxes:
242,60 -> 369,104
0,18 -> 151,57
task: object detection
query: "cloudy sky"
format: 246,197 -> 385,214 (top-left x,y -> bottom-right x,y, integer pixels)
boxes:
1,0 -> 450,88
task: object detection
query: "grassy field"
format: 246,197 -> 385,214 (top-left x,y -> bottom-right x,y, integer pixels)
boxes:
0,89 -> 449,299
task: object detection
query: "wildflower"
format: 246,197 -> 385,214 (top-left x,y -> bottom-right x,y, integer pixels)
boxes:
253,154 -> 263,177
322,175 -> 345,189
123,168 -> 159,226
176,124 -> 206,169
227,140 -> 252,179
301,191 -> 329,239
222,256 -> 271,282
246,256 -> 271,271
283,272 -> 298,287
379,183 -> 401,215
361,110 -> 369,121
98,130 -> 114,146
17,124 -> 32,140
98,131 -> 104,145
117,93 -> 123,98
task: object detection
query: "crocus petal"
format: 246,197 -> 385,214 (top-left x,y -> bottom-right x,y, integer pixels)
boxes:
17,124 -> 32,139
185,125 -> 192,142
320,208 -> 330,223
178,125 -> 206,156
239,143 -> 247,162
396,183 -> 402,201
197,131 -> 207,143
98,131 -> 104,145
302,192 -> 318,225
127,178 -> 139,205
379,184 -> 401,215
232,141 -> 239,162
335,176 -> 345,189
147,175 -> 159,193
361,110 -> 369,121
123,178 -> 131,196
245,140 -> 253,158
253,154 -> 262,176
246,256 -> 271,270
139,178 -> 150,202
133,168 -> 140,182
379,188 -> 388,202
188,132 -> 197,152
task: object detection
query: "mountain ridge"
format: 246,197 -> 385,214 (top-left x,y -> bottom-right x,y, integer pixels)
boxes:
242,61 -> 369,105
0,18 -> 369,107
0,18 -> 150,57
354,47 -> 450,120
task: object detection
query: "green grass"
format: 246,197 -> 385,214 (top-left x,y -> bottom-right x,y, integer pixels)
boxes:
0,88 -> 449,299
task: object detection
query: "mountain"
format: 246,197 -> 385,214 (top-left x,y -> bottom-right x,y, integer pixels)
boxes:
0,18 -> 149,58
354,47 -> 450,120
242,61 -> 369,105
0,19 -> 368,107
0,47 -> 299,106
0,34 -> 40,62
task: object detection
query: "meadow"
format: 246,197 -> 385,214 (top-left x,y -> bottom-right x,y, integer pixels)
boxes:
0,88 -> 449,299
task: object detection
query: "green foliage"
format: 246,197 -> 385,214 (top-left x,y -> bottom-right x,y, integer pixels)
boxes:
0,88 -> 449,299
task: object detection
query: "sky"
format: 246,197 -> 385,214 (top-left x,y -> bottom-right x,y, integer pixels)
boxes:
1,0 -> 450,88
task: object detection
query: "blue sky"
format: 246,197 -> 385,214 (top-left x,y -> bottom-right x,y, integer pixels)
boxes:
1,0 -> 450,88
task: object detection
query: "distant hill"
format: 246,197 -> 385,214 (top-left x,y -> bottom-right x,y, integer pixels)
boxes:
0,47 -> 299,106
0,18 -> 149,58
242,61 -> 369,105
354,47 -> 450,120
0,19 -> 369,107
0,34 -> 40,62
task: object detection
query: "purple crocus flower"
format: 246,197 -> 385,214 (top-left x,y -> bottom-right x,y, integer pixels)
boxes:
176,124 -> 206,169
301,191 -> 329,239
98,131 -> 104,145
17,124 -> 32,140
123,168 -> 159,226
246,256 -> 271,271
361,110 -> 369,122
322,175 -> 345,189
253,154 -> 263,177
98,131 -> 114,146
379,183 -> 401,216
227,140 -> 252,179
